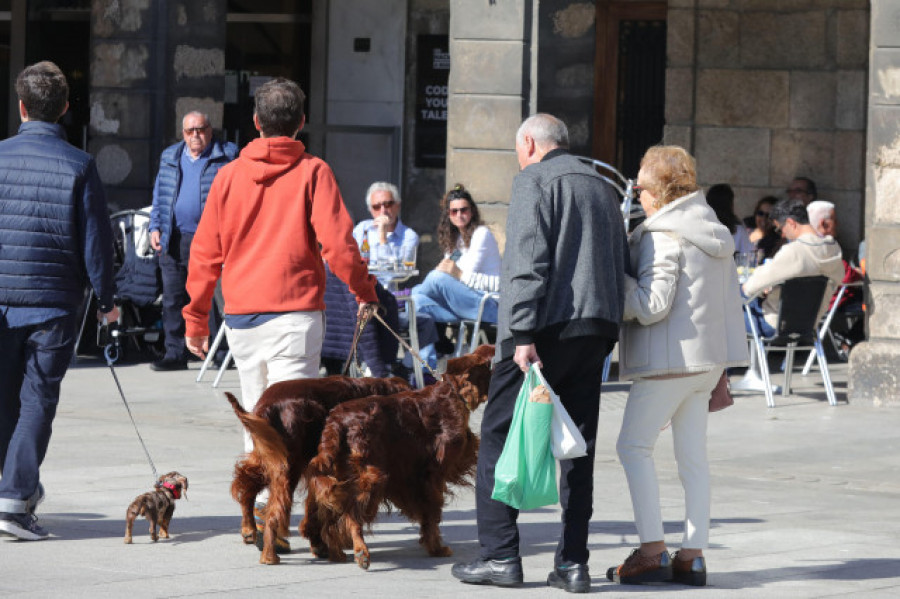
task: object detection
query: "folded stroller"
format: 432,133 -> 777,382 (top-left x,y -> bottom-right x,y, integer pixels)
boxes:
102,209 -> 164,363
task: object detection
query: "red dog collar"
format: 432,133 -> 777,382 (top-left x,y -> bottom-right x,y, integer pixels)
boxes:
162,481 -> 181,499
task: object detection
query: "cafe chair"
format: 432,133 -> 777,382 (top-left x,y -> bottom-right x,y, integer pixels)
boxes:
801,280 -> 865,376
453,291 -> 500,357
744,276 -> 838,407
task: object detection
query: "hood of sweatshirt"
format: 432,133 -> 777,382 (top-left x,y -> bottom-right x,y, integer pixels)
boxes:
790,232 -> 845,271
632,190 -> 735,259
238,137 -> 305,184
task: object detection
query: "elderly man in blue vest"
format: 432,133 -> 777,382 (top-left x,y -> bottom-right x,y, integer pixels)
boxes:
0,61 -> 119,540
148,111 -> 238,371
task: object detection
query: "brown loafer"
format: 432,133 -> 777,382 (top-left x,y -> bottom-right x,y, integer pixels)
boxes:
672,551 -> 707,586
606,549 -> 672,584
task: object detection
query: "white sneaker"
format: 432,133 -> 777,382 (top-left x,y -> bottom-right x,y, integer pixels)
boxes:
0,512 -> 49,541
732,371 -> 781,394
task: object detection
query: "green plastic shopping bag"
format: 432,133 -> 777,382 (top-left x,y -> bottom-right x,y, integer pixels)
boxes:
491,364 -> 559,510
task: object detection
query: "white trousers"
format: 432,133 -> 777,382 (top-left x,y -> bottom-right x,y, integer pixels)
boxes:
225,311 -> 324,453
616,367 -> 722,549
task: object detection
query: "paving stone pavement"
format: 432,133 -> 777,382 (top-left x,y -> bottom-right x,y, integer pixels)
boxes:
1,356 -> 898,598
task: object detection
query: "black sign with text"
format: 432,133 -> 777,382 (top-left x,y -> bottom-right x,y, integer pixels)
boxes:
415,35 -> 450,168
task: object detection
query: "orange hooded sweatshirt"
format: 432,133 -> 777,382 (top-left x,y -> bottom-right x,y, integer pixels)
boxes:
183,136 -> 377,338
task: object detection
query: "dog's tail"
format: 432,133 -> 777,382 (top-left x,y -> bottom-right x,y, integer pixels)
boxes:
225,391 -> 290,481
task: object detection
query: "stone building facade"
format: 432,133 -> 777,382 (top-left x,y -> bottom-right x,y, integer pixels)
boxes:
0,0 -> 895,403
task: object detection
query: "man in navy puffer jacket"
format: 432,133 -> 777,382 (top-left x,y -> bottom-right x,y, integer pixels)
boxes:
148,111 -> 238,370
0,61 -> 119,541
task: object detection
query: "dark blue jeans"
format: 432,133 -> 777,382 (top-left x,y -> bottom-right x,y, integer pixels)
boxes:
0,313 -> 77,513
160,229 -> 225,361
475,335 -> 613,566
744,297 -> 776,338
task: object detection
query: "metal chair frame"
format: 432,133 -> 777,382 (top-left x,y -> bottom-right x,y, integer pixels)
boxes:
801,280 -> 865,376
452,291 -> 500,357
744,276 -> 838,407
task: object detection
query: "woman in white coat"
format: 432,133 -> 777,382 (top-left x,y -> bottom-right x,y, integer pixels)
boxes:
607,146 -> 747,587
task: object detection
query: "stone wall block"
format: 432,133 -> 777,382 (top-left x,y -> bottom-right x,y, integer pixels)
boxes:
866,285 -> 900,336
696,69 -> 789,127
869,106 -> 900,170
740,12 -> 827,69
173,45 -> 225,81
446,95 -> 522,150
449,0 -> 526,40
667,9 -> 695,67
450,41 -> 524,95
90,139 -> 151,188
445,149 -> 519,205
665,68 -> 694,123
663,125 -> 693,150
837,10 -> 871,68
770,130 -> 835,189
91,43 -> 150,87
836,70 -> 867,130
696,10 -> 740,68
833,131 -> 865,191
849,339 -> 900,406
89,92 -> 151,138
871,48 -> 900,104
873,166 -> 900,224
695,127 -> 770,186
479,205 -> 510,251
171,0 -> 225,32
92,0 -> 152,38
790,71 -> 836,130
871,0 -> 900,48
867,225 -> 900,279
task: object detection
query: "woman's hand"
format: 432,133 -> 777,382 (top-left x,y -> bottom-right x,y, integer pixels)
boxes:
435,258 -> 462,279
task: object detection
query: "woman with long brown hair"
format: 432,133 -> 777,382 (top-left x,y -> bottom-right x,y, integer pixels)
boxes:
409,184 -> 501,372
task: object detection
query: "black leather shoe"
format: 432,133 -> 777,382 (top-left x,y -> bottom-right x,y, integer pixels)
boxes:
150,358 -> 188,371
451,557 -> 523,587
548,563 -> 591,593
671,551 -> 707,586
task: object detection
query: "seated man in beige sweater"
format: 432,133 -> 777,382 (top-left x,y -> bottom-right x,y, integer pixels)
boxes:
735,198 -> 844,391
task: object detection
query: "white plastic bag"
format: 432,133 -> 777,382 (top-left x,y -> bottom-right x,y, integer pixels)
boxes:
532,365 -> 588,460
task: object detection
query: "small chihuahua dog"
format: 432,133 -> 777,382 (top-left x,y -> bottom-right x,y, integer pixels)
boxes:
124,471 -> 188,544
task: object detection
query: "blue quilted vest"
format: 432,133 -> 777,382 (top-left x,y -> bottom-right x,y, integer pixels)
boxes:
0,121 -> 114,309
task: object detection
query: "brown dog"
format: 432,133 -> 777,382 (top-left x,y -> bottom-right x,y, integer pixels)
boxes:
226,375 -> 412,565
124,471 -> 188,544
302,345 -> 494,569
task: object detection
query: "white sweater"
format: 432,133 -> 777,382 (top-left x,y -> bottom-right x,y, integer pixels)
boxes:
451,225 -> 501,292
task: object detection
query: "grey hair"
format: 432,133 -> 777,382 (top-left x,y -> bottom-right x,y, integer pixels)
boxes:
182,111 -> 210,127
365,181 -> 401,208
515,113 -> 569,150
807,200 -> 835,231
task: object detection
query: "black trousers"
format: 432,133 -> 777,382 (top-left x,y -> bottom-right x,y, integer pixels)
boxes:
159,229 -> 224,362
476,335 -> 613,565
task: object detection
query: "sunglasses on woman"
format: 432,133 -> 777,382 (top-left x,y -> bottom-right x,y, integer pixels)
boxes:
449,206 -> 470,216
756,210 -> 771,218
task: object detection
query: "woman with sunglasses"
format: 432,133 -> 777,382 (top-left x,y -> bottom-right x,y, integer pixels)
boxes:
747,196 -> 780,260
409,184 -> 501,373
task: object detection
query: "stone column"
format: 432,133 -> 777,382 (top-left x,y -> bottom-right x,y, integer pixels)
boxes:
848,0 -> 900,406
90,0 -> 226,210
446,0 -> 532,241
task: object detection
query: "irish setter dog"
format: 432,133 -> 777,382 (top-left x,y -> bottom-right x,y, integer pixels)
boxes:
226,375 -> 411,564
302,344 -> 495,569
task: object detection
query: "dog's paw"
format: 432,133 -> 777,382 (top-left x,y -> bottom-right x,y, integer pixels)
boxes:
259,553 -> 281,566
310,544 -> 329,559
124,537 -> 132,544
354,549 -> 370,570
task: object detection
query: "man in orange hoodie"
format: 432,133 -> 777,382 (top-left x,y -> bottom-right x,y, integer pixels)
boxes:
183,79 -> 378,551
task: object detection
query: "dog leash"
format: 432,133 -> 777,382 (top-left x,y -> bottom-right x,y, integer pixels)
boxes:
99,319 -> 159,482
370,310 -> 442,382
342,304 -> 377,376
